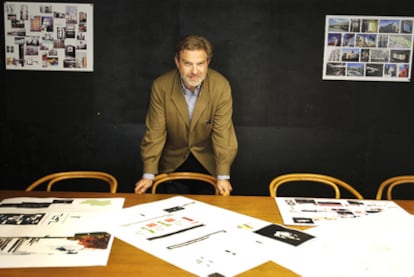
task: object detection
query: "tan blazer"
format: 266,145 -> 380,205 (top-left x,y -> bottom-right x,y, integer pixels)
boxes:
141,68 -> 238,176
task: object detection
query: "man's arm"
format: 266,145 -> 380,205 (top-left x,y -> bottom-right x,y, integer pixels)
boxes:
140,81 -> 167,174
211,80 -> 238,176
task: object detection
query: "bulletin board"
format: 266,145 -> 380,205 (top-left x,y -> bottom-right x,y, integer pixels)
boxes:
322,15 -> 414,82
4,2 -> 93,71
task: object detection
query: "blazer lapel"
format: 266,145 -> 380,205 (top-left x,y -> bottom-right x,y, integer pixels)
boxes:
170,73 -> 191,128
190,78 -> 209,131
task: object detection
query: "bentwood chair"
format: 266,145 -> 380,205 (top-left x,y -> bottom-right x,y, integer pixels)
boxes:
25,171 -> 118,193
269,173 -> 364,199
376,175 -> 414,200
152,172 -> 219,195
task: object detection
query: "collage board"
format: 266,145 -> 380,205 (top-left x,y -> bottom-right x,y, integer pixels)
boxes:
4,2 -> 93,71
323,15 -> 414,81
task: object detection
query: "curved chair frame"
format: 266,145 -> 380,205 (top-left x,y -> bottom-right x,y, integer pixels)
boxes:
25,171 -> 118,193
376,175 -> 414,200
152,172 -> 219,195
269,173 -> 363,199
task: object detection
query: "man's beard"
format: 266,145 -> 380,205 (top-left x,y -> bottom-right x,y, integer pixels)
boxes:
183,74 -> 203,88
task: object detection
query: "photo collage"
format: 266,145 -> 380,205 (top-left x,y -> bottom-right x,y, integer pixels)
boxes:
4,2 -> 93,71
323,15 -> 414,82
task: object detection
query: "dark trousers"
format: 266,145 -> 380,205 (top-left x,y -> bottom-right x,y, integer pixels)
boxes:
157,154 -> 215,194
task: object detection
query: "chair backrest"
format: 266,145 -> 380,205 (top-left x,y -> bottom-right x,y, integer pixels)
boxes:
269,173 -> 364,199
25,171 -> 118,193
376,175 -> 414,200
151,172 -> 219,195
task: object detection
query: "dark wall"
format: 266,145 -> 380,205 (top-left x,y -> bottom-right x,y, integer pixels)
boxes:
2,0 -> 414,198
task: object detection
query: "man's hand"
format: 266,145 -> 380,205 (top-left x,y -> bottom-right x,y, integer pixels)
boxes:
134,178 -> 153,194
217,179 -> 232,196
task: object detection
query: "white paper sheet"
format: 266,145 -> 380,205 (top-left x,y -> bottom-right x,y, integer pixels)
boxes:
270,210 -> 414,277
0,196 -> 125,268
112,196 -> 315,277
275,197 -> 408,226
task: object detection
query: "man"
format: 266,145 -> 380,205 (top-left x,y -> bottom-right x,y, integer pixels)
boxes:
134,35 -> 238,195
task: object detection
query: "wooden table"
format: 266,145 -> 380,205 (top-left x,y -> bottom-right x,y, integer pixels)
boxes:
0,190 -> 413,276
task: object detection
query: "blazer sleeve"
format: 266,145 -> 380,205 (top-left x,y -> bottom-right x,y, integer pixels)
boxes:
140,80 -> 167,174
211,78 -> 238,176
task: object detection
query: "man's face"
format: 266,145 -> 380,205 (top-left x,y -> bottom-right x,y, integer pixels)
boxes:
175,49 -> 209,91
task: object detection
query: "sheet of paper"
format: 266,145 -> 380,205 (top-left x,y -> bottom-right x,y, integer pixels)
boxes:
0,197 -> 125,236
270,210 -> 414,277
275,197 -> 408,226
0,197 -> 125,268
112,196 -> 315,277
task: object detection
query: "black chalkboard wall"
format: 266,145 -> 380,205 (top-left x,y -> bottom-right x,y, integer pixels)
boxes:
2,0 -> 414,198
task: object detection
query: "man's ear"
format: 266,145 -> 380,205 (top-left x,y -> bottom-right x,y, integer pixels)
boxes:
174,56 -> 179,67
